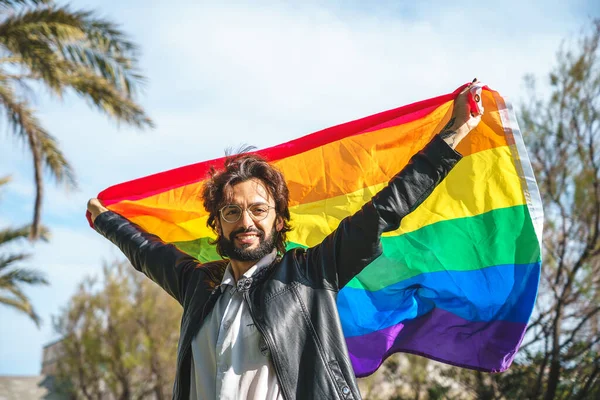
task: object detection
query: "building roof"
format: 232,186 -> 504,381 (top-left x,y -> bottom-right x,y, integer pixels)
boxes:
0,376 -> 50,400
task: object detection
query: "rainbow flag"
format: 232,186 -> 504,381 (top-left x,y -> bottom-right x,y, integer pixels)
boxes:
91,84 -> 543,376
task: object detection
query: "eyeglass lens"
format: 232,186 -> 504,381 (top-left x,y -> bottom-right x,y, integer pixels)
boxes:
221,204 -> 272,223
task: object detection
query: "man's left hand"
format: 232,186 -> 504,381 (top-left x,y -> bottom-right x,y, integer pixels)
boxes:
439,79 -> 484,149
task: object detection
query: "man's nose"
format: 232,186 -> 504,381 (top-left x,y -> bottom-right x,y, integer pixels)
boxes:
239,209 -> 255,228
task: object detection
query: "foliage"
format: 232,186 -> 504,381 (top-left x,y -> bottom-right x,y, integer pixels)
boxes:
358,19 -> 600,400
359,354 -> 465,400
510,18 -> 600,400
0,0 -> 153,238
53,261 -> 182,400
439,18 -> 600,400
0,176 -> 49,326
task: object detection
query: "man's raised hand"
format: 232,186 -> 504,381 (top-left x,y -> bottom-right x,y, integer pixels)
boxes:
87,198 -> 108,223
439,79 -> 484,149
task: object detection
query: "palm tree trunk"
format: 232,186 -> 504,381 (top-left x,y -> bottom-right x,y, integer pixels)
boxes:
27,130 -> 43,239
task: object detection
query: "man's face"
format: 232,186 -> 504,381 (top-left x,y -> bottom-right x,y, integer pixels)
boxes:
216,178 -> 283,262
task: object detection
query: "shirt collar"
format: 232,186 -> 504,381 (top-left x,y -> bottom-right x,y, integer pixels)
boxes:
220,249 -> 278,292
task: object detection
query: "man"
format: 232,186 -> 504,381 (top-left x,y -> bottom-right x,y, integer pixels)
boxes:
87,82 -> 482,399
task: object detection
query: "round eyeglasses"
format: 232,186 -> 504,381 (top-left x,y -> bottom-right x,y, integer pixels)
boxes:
219,204 -> 276,223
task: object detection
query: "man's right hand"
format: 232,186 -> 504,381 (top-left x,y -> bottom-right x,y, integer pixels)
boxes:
87,198 -> 109,223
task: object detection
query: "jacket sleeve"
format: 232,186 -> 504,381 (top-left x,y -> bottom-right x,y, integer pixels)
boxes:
93,211 -> 201,305
300,135 -> 462,290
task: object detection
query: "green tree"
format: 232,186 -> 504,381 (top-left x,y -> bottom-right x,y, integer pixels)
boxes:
360,19 -> 600,400
0,0 -> 153,238
53,261 -> 182,400
0,175 -> 49,326
519,18 -> 600,400
443,19 -> 600,400
359,354 -> 462,400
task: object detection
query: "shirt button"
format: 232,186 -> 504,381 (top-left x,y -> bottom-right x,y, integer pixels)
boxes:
342,386 -> 350,395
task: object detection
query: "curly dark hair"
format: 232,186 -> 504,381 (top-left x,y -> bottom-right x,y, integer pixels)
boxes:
202,148 -> 291,258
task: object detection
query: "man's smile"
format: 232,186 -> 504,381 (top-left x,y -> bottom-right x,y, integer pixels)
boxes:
235,233 -> 260,245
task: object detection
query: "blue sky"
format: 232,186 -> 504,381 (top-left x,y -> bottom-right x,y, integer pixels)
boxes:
0,0 -> 598,375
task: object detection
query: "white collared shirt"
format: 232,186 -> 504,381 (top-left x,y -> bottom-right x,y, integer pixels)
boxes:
189,251 -> 283,400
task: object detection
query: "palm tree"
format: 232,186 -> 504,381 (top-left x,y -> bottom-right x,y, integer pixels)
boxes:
0,0 -> 153,238
0,176 -> 49,326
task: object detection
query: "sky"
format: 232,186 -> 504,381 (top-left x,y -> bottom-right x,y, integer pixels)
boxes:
0,0 -> 598,375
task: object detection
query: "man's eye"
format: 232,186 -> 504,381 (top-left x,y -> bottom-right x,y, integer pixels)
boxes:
224,207 -> 240,216
251,206 -> 268,214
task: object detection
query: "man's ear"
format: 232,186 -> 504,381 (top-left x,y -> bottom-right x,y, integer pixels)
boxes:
276,216 -> 284,232
215,219 -> 222,235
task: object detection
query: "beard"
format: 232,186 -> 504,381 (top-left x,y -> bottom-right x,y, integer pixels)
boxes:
219,223 -> 278,262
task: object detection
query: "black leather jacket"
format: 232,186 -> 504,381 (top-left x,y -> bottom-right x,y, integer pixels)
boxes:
94,135 -> 461,400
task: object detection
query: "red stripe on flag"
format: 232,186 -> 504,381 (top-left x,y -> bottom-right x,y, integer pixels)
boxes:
97,84 -> 476,206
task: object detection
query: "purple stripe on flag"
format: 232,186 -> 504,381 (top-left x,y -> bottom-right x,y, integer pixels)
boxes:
347,308 -> 527,377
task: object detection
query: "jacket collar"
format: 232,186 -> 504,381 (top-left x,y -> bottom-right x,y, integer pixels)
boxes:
221,249 -> 278,292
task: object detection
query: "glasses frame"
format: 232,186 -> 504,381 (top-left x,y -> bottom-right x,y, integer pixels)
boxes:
218,203 -> 276,224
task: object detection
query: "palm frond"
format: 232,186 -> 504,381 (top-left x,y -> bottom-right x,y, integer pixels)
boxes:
0,253 -> 30,272
0,294 -> 41,326
0,227 -> 29,245
61,16 -> 144,97
61,64 -> 153,128
35,126 -> 77,185
0,253 -> 31,278
0,264 -> 48,328
0,80 -> 75,237
0,7 -> 71,91
0,224 -> 50,244
0,1 -> 52,9
0,2 -> 153,238
0,69 -> 35,99
0,5 -> 151,108
0,232 -> 47,327
0,263 -> 46,326
0,80 -> 76,185
0,265 -> 48,285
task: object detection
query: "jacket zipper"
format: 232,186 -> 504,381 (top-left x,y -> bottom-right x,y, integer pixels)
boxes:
243,291 -> 290,400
